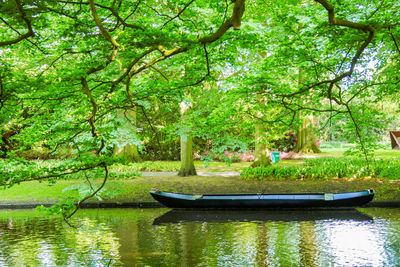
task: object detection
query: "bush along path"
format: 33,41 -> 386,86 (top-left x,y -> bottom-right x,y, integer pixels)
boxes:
241,158 -> 400,180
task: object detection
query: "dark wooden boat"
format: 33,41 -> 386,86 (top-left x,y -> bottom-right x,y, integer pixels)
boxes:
149,189 -> 374,208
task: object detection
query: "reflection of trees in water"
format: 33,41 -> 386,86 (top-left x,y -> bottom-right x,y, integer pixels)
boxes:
1,209 -> 399,266
0,216 -> 121,266
143,221 -> 312,266
264,222 -> 302,266
0,217 -> 61,265
256,223 -> 270,266
0,217 -> 318,266
299,221 -> 318,267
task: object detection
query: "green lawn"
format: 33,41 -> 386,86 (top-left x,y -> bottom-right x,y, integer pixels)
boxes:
1,176 -> 400,204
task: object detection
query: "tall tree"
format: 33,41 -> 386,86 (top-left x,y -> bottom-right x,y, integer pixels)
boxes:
294,69 -> 321,153
252,94 -> 271,167
178,98 -> 197,176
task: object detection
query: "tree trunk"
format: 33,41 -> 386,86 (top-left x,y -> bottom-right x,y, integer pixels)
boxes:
252,93 -> 271,167
178,100 -> 197,176
113,109 -> 142,162
113,144 -> 141,162
178,133 -> 197,176
294,115 -> 321,153
2,129 -> 22,157
294,67 -> 321,154
251,123 -> 271,167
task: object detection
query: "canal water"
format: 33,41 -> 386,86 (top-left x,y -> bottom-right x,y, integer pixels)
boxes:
0,208 -> 399,266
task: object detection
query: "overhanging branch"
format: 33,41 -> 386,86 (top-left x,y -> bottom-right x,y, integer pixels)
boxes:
278,0 -> 375,98
0,0 -> 34,47
199,0 -> 245,44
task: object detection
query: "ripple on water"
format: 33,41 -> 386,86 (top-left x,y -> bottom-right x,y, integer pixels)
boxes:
0,208 -> 399,266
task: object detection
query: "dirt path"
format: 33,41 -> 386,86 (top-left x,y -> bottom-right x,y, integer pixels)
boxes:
141,171 -> 241,177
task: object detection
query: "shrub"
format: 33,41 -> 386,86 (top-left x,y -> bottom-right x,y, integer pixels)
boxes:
126,161 -> 182,171
270,132 -> 297,152
197,151 -> 255,163
240,157 -> 400,180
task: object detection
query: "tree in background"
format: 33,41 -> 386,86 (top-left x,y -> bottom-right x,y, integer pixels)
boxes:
112,109 -> 142,162
178,99 -> 197,176
294,115 -> 321,153
251,94 -> 271,167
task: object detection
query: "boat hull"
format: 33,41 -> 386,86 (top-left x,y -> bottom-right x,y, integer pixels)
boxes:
149,190 -> 374,209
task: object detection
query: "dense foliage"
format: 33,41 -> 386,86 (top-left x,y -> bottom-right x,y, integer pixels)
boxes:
1,0 -> 399,217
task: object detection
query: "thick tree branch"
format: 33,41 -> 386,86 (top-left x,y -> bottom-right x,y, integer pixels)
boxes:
2,130 -> 22,157
81,78 -> 105,155
109,48 -> 156,93
81,78 -> 99,138
109,45 -> 188,95
88,0 -> 120,48
92,2 -> 144,31
199,0 -> 245,44
129,46 -> 188,77
278,0 -> 375,98
0,0 -> 34,47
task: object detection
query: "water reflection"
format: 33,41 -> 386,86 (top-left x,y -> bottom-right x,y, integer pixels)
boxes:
152,209 -> 373,224
0,214 -> 121,266
0,208 -> 398,266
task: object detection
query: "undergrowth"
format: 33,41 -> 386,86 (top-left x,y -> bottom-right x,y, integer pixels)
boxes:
241,157 -> 400,180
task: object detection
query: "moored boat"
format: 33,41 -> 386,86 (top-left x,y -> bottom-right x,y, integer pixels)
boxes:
149,189 -> 374,208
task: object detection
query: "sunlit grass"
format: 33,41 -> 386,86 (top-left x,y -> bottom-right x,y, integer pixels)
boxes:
1,176 -> 399,203
0,180 -> 79,202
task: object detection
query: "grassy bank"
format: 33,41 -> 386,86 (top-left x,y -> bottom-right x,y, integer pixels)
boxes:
1,175 -> 399,205
1,148 -> 399,206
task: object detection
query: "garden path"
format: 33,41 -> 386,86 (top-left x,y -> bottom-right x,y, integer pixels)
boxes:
141,171 -> 240,177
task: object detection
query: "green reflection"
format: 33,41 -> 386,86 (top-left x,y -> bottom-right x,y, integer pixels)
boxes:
0,208 -> 399,266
